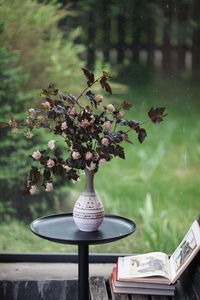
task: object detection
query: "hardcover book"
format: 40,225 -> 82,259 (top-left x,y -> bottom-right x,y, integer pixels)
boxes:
117,220 -> 200,285
111,267 -> 175,295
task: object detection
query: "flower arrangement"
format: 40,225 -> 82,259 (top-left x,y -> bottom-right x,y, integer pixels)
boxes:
1,69 -> 167,195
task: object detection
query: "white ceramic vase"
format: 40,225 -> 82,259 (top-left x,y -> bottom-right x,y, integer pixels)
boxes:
73,169 -> 104,232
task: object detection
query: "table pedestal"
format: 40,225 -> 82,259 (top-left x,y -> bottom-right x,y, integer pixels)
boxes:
78,244 -> 89,300
30,213 -> 136,300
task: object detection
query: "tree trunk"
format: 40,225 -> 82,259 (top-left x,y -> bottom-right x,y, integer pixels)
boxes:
102,0 -> 111,62
117,14 -> 126,64
87,9 -> 96,71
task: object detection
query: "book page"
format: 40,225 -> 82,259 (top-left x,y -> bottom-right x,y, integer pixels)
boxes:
170,220 -> 200,283
123,252 -> 171,280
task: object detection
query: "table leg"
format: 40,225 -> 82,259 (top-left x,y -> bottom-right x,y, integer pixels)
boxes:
78,244 -> 89,300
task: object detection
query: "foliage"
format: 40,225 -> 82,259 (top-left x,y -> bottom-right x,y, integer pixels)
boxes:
0,0 -> 85,219
0,0 -> 84,92
1,69 -> 167,194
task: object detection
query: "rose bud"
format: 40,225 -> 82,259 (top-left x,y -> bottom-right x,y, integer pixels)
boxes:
95,95 -> 104,103
103,120 -> 112,130
41,101 -> 51,110
47,159 -> 55,168
28,108 -> 36,116
61,121 -> 68,130
32,150 -> 42,160
72,151 -> 81,160
48,140 -> 56,150
101,137 -> 109,146
117,111 -> 125,118
81,119 -> 90,128
29,185 -> 38,195
106,104 -> 115,113
99,158 -> 107,166
85,151 -> 93,160
45,182 -> 54,192
86,162 -> 96,171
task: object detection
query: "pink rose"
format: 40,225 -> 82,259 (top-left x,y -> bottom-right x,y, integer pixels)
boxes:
117,111 -> 125,118
72,151 -> 81,160
32,150 -> 42,160
85,151 -> 93,160
106,104 -> 115,113
101,137 -> 109,146
48,140 -> 56,150
103,120 -> 112,130
81,119 -> 90,128
29,185 -> 38,195
86,162 -> 96,171
95,95 -> 104,103
99,158 -> 107,166
47,159 -> 55,168
61,121 -> 68,130
41,101 -> 51,109
45,182 -> 54,192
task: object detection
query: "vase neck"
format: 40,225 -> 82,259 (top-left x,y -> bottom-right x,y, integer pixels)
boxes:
84,169 -> 95,194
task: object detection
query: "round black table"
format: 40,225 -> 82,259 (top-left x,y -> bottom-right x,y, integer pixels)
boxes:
30,213 -> 136,300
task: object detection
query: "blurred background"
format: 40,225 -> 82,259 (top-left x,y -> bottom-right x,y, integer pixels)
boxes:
0,0 -> 199,254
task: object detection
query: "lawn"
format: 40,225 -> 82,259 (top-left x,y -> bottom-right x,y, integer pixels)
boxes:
0,74 -> 199,255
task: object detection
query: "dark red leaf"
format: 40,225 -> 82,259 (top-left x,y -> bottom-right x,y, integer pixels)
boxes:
115,145 -> 125,159
138,128 -> 147,143
100,77 -> 112,95
148,107 -> 167,124
82,68 -> 95,86
121,101 -> 133,110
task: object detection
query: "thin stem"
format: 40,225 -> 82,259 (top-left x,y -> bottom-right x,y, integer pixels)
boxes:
76,76 -> 102,102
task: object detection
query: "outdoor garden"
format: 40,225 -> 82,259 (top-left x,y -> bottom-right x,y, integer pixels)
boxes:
0,0 -> 199,255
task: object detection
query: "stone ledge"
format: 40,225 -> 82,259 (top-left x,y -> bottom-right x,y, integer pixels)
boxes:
0,262 -> 114,280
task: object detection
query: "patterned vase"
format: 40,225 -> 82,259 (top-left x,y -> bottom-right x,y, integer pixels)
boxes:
73,169 -> 104,232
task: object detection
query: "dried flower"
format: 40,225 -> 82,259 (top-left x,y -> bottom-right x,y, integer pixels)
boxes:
72,151 -> 81,160
61,121 -> 68,130
37,115 -> 45,122
11,128 -> 20,134
106,104 -> 115,113
8,119 -> 18,127
117,111 -> 125,118
95,95 -> 104,103
48,140 -> 56,150
81,119 -> 90,128
24,131 -> 33,139
85,151 -> 93,160
28,108 -> 36,116
68,107 -> 76,115
47,159 -> 55,168
45,182 -> 54,192
86,162 -> 96,171
29,185 -> 38,195
32,150 -> 42,160
103,120 -> 112,130
41,101 -> 51,109
99,158 -> 107,166
101,137 -> 109,146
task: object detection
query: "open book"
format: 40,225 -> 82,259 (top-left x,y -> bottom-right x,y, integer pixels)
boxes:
117,220 -> 200,284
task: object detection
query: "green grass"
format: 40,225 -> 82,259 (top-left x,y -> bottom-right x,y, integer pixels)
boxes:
0,74 -> 200,254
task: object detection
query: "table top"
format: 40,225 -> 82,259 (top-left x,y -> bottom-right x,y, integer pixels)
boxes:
30,213 -> 136,245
